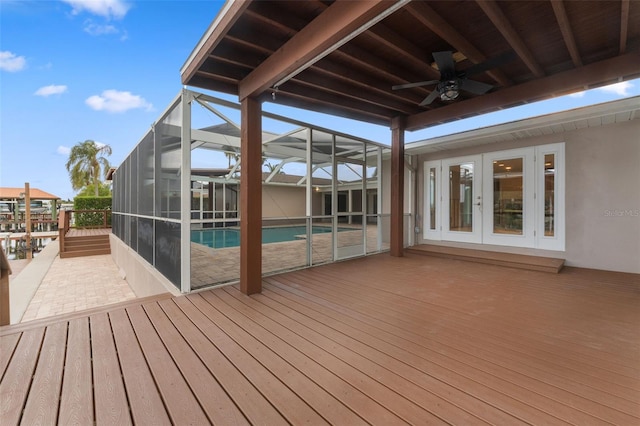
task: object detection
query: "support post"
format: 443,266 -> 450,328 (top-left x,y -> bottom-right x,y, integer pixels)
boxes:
0,249 -> 11,326
240,97 -> 262,295
24,183 -> 32,260
390,117 -> 405,257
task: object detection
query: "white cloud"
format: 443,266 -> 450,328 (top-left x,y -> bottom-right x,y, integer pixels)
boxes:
0,51 -> 26,72
568,91 -> 585,98
57,145 -> 71,155
597,81 -> 633,97
85,89 -> 153,113
34,84 -> 68,97
83,20 -> 119,36
62,0 -> 130,20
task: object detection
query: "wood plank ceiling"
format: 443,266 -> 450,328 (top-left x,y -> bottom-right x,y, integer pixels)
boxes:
181,0 -> 640,131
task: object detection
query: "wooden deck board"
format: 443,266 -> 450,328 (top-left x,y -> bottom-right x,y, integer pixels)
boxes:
202,290 -> 393,425
90,312 -> 132,426
251,285 -> 555,424
0,254 -> 638,425
0,333 -> 20,380
197,291 -> 369,425
159,297 -> 286,425
109,308 -> 171,425
0,328 -> 44,425
127,304 -> 211,425
58,318 -> 94,425
185,293 -> 330,425
21,322 -> 67,425
267,268 -> 638,424
143,302 -> 250,425
216,287 -> 484,425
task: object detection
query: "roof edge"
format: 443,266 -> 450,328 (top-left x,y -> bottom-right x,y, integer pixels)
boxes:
180,1 -> 249,83
406,95 -> 640,154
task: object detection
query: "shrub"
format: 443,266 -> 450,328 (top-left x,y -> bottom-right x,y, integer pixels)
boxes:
73,196 -> 112,227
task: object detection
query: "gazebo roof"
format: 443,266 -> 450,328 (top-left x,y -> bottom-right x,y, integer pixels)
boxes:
181,0 -> 640,131
0,187 -> 61,201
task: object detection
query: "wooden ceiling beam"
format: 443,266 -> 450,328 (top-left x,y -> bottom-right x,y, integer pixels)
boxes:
476,0 -> 545,78
222,35 -> 425,106
620,0 -> 630,54
550,0 -> 582,67
405,2 -> 511,87
238,0 -> 408,100
290,72 -> 419,115
405,52 -> 640,131
364,25 -> 440,80
264,89 -> 392,126
181,1 -> 250,84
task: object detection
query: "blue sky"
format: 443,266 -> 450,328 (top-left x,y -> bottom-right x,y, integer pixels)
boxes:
1,0 -> 639,201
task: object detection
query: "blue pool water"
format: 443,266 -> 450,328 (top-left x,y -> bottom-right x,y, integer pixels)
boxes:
192,225 -> 336,249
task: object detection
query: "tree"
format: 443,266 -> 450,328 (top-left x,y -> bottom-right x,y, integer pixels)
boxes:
78,182 -> 112,197
66,140 -> 112,197
264,161 -> 285,174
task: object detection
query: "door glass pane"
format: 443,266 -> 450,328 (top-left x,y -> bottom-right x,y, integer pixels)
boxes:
429,167 -> 436,230
544,154 -> 555,236
492,158 -> 523,235
449,163 -> 474,232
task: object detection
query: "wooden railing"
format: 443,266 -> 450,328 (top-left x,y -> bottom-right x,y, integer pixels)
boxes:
0,248 -> 11,326
58,209 -> 70,252
58,209 -> 111,244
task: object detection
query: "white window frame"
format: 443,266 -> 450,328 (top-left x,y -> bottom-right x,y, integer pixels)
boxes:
423,142 -> 565,251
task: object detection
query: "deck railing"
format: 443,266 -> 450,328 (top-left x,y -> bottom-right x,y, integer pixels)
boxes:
58,209 -> 111,253
0,247 -> 11,326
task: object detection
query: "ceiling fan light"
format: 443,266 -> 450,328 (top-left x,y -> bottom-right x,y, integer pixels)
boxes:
439,79 -> 459,101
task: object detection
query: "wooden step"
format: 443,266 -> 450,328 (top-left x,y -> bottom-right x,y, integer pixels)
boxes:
60,248 -> 111,258
64,241 -> 110,251
406,245 -> 564,273
61,234 -> 111,258
64,235 -> 109,245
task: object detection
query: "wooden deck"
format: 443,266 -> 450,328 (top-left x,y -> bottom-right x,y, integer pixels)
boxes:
1,253 -> 638,425
407,244 -> 565,273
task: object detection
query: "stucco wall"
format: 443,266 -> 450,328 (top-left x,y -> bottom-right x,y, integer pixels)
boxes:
262,185 -> 323,218
412,119 -> 640,274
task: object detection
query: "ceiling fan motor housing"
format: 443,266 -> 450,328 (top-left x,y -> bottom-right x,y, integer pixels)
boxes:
439,79 -> 460,101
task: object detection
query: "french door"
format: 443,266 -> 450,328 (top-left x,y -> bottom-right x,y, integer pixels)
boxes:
441,156 -> 483,243
423,144 -> 564,251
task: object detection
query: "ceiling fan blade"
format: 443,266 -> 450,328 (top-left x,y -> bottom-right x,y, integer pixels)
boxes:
392,80 -> 440,90
432,51 -> 455,76
419,89 -> 441,106
463,51 -> 517,77
461,79 -> 494,95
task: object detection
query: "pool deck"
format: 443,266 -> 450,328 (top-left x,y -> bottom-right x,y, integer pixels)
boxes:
191,225 -> 388,289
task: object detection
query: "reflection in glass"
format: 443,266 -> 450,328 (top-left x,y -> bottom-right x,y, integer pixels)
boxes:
492,158 -> 523,235
449,163 -> 473,232
544,154 -> 555,236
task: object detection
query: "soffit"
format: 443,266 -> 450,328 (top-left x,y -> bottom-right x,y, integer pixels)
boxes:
181,0 -> 640,131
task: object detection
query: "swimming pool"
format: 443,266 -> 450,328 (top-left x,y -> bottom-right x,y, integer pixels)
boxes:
192,225 -> 337,249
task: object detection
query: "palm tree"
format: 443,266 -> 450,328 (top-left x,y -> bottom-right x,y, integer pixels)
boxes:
66,140 -> 112,196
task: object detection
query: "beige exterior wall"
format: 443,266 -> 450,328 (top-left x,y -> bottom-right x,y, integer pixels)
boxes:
412,119 -> 640,274
110,234 -> 181,296
262,185 -> 323,218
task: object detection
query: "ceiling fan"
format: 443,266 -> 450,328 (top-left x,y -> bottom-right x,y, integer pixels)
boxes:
392,51 -> 514,106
